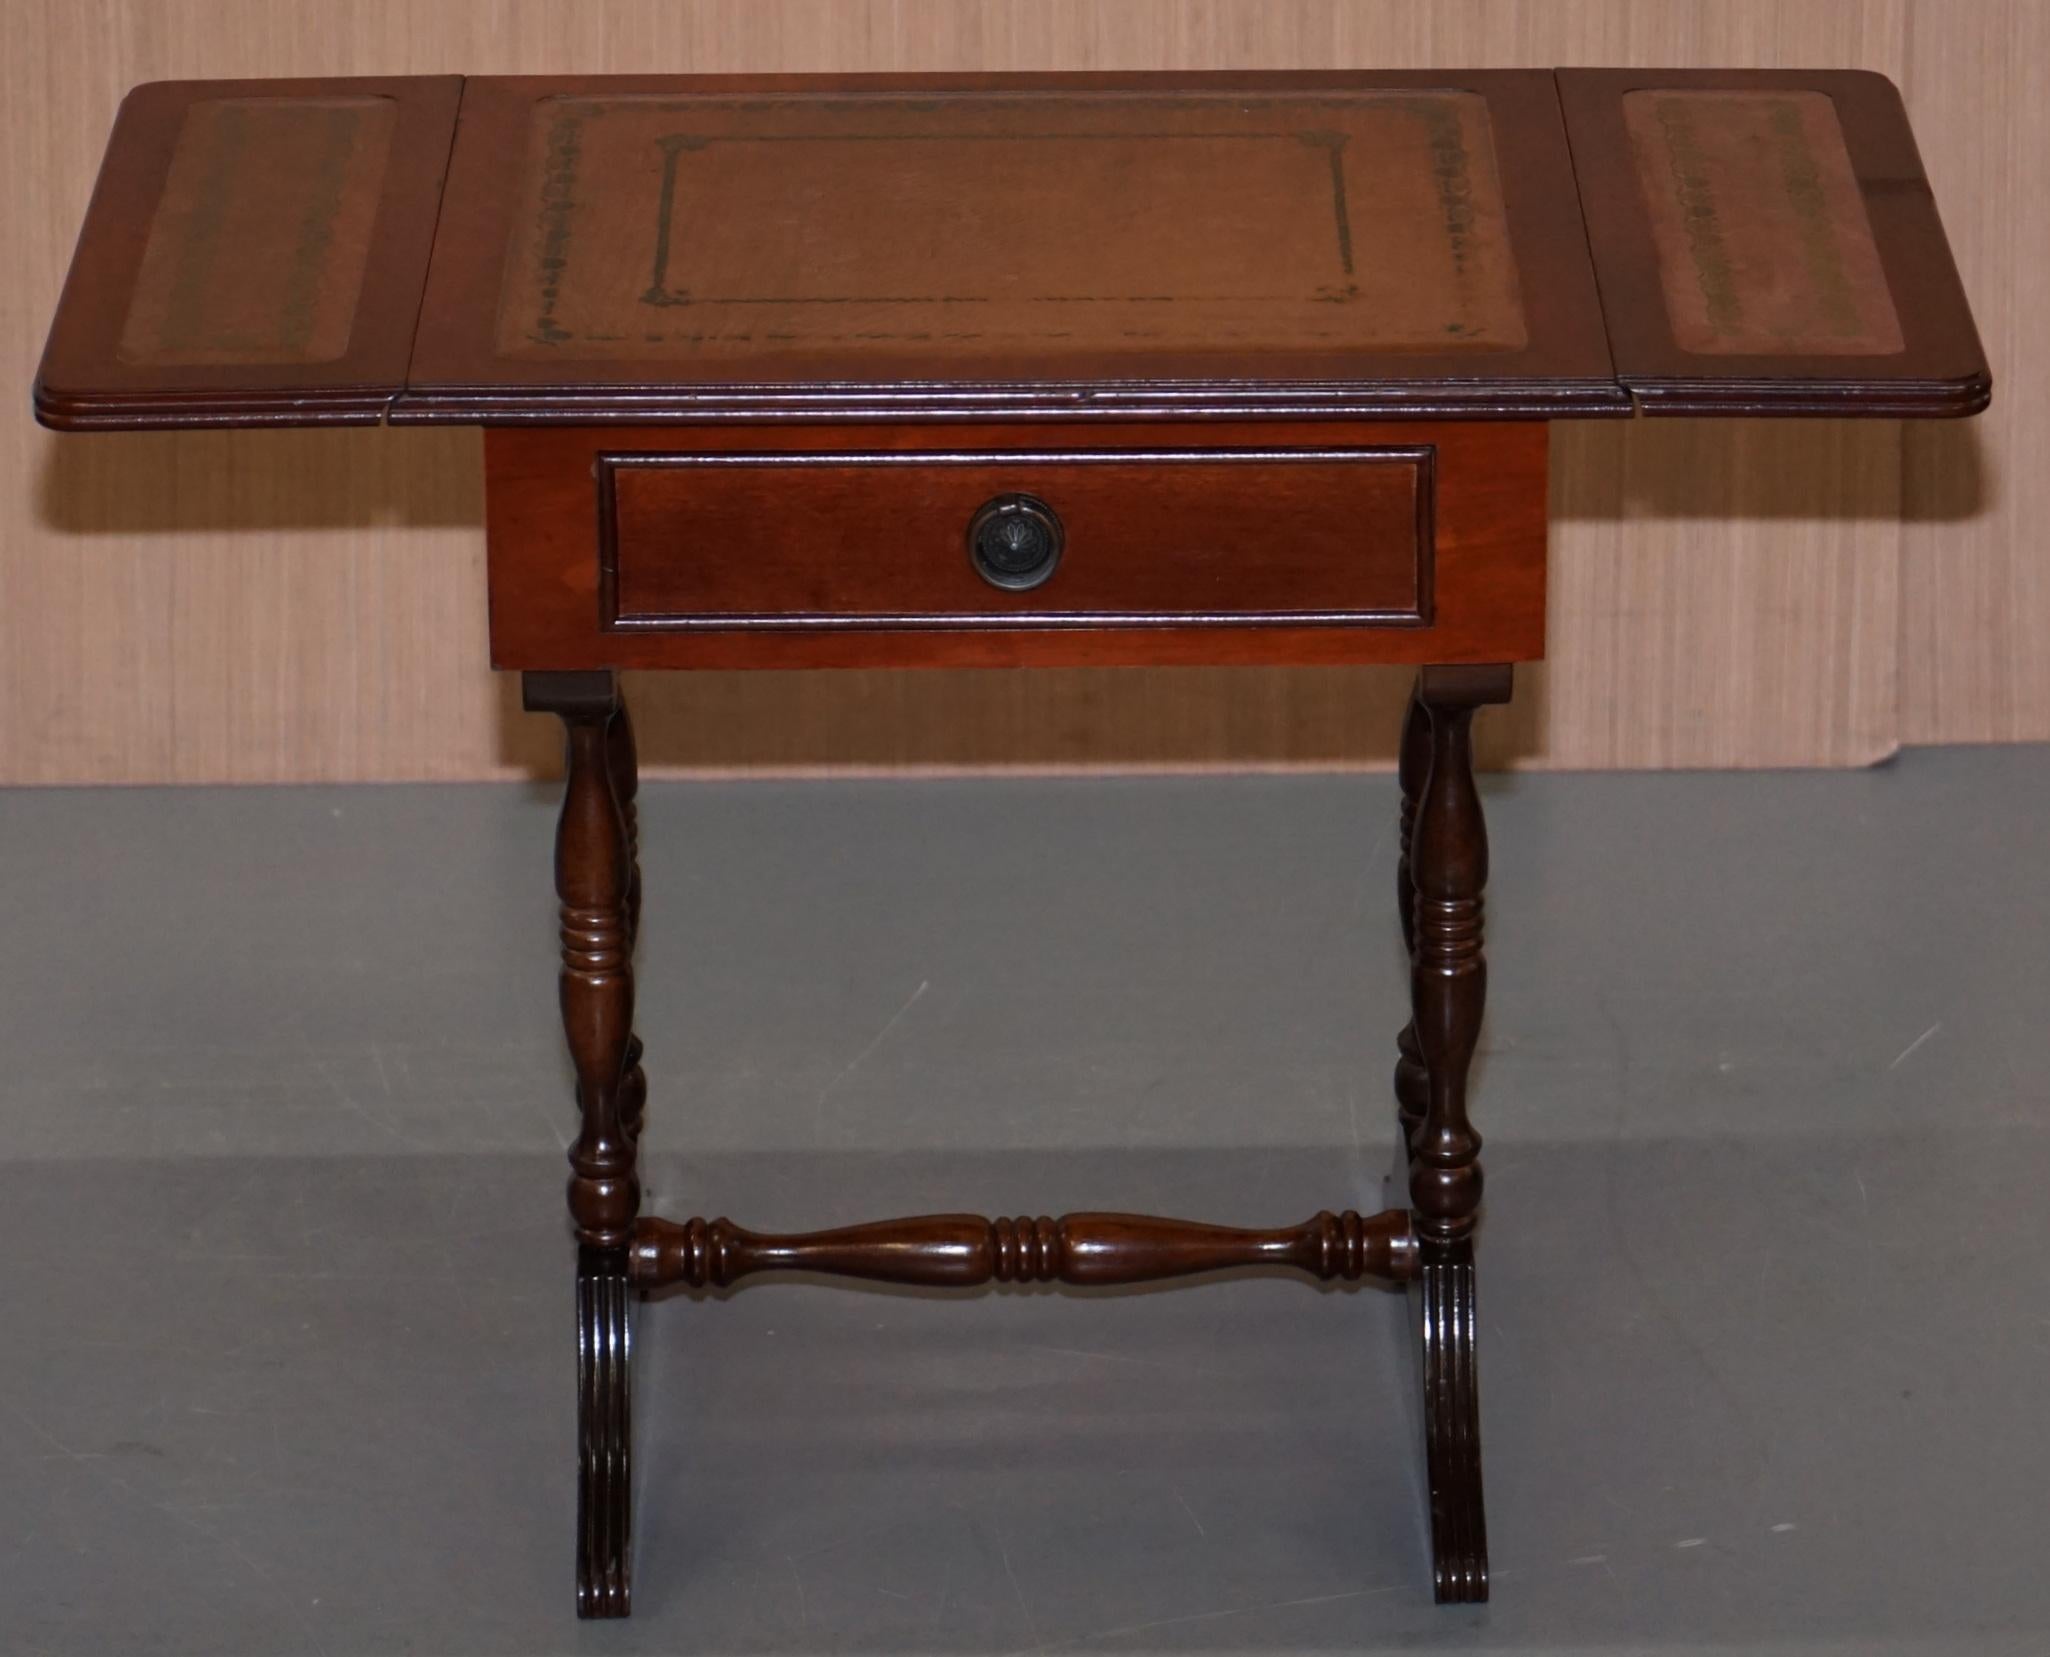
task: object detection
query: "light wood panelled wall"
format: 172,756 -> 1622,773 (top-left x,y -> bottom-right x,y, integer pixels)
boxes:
0,0 -> 2029,781
1897,0 -> 2045,744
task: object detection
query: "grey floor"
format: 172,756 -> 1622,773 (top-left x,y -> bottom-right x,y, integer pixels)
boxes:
3,749 -> 2048,1656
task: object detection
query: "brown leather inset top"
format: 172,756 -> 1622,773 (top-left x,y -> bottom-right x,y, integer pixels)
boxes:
119,95 -> 399,368
1623,90 -> 1902,357
1557,67 -> 1982,415
33,69 -> 1990,428
493,90 -> 1528,363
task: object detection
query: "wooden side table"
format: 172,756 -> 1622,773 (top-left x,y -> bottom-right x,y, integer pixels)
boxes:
36,68 -> 1989,1620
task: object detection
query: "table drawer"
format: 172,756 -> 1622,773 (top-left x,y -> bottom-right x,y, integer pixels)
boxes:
602,447 -> 1429,632
485,423 -> 1546,670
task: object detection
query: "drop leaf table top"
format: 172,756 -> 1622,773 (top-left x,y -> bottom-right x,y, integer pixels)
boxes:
35,69 -> 1988,429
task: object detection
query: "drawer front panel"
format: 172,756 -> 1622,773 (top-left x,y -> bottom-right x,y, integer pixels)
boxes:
483,422 -> 1547,670
602,448 -> 1430,632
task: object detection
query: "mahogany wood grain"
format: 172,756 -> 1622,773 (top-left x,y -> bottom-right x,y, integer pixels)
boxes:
1417,1240 -> 1487,1602
34,70 -> 1995,430
1557,69 -> 1989,416
525,670 -> 639,1249
527,669 -> 642,1617
574,1245 -> 634,1618
484,422 -> 1548,670
604,447 -> 1429,631
603,698 -> 646,1146
629,1209 -> 1417,1291
1405,664 -> 1504,1250
34,76 -> 462,429
1393,680 -> 1431,1151
1397,663 -> 1505,1604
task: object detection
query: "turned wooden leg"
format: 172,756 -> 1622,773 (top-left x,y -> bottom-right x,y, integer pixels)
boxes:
525,670 -> 639,1620
1394,679 -> 1431,1156
1406,663 -> 1509,1605
606,694 -> 647,1145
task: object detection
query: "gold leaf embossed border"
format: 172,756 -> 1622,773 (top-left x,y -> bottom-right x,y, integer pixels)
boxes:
1624,90 -> 1903,356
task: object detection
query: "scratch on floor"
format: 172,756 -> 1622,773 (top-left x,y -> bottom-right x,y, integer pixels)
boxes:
992,1512 -> 1038,1648
1351,820 -> 1393,917
1889,1022 -> 1941,1070
533,1097 -> 571,1152
312,1058 -> 420,1147
785,1555 -> 809,1627
812,980 -> 930,1133
1173,1487 -> 1207,1537
1035,1584 -> 1405,1651
2,1396 -> 333,1656
368,1043 -> 395,1098
1011,1342 -> 1233,1381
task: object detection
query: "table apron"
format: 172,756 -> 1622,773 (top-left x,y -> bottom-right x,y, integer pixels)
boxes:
484,421 -> 1547,670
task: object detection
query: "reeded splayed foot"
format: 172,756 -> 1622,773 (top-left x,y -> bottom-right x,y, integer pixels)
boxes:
576,1249 -> 634,1618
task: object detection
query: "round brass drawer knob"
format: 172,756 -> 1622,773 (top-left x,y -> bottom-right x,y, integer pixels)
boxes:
967,493 -> 1064,591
